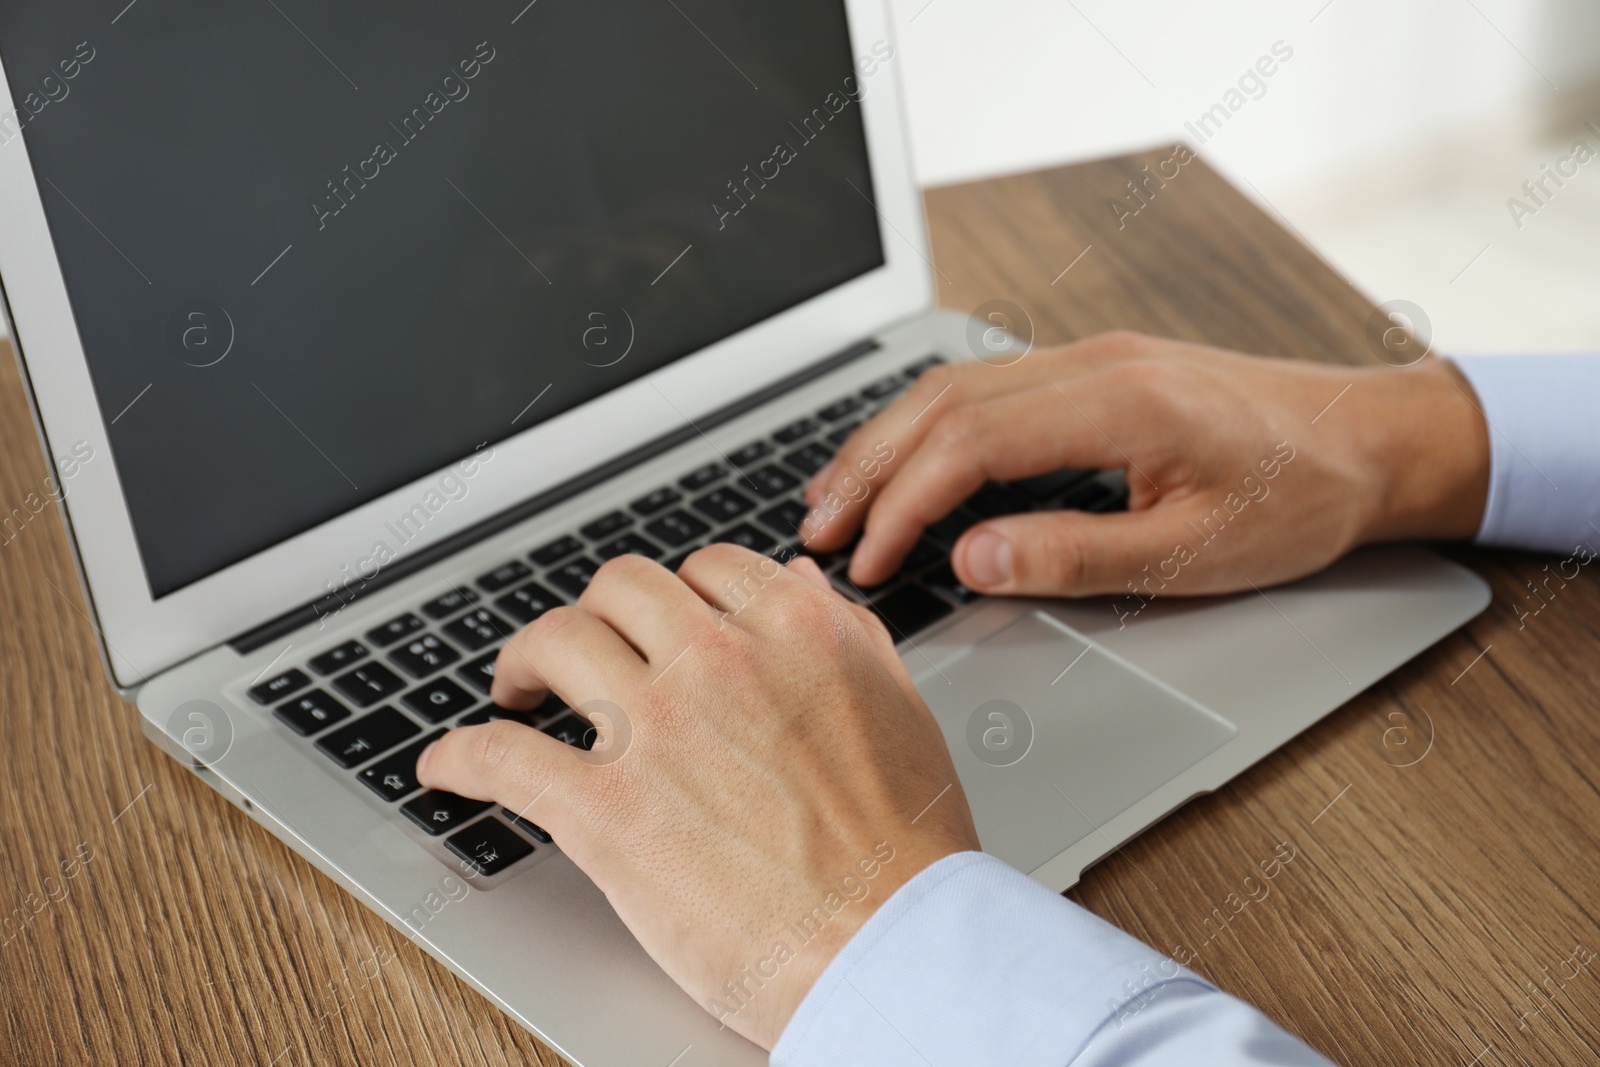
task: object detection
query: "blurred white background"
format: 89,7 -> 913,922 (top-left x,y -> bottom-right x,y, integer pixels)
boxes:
887,0 -> 1600,354
4,1 -> 1597,354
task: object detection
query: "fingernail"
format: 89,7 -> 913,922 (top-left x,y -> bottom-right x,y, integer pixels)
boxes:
847,544 -> 874,583
963,530 -> 1013,588
415,740 -> 439,778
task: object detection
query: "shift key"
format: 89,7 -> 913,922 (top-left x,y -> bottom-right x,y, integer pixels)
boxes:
358,730 -> 446,802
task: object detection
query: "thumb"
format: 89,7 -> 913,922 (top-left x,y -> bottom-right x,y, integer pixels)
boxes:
952,507 -> 1208,599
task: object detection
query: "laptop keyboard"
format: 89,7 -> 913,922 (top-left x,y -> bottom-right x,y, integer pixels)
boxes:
241,356 -> 1129,879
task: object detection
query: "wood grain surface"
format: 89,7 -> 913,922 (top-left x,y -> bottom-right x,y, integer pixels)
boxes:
2,148 -> 1597,1066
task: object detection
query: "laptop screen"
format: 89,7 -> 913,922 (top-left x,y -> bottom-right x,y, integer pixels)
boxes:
0,2 -> 885,598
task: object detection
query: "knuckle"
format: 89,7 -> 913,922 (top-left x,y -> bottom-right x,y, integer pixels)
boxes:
846,601 -> 895,649
466,720 -> 525,776
927,405 -> 983,451
591,552 -> 656,587
522,604 -> 582,647
776,584 -> 835,627
909,363 -> 969,408
1095,329 -> 1153,356
1102,358 -> 1174,399
684,541 -> 744,569
1027,520 -> 1090,589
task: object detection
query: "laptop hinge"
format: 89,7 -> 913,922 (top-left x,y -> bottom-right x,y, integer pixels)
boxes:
229,336 -> 882,654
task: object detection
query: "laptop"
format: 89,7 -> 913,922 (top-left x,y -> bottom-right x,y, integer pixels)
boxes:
0,2 -> 1490,1064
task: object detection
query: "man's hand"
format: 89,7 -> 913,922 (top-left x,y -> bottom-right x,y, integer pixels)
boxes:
805,331 -> 1491,598
416,547 -> 979,1050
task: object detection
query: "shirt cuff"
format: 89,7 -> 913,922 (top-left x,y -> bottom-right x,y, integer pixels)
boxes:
770,851 -> 1209,1067
1448,354 -> 1600,554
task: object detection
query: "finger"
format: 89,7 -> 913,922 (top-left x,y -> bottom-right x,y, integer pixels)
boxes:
786,555 -> 832,591
416,721 -> 581,836
674,542 -> 803,618
952,506 -> 1209,598
576,553 -> 720,662
490,604 -> 649,710
804,332 -> 1156,550
847,376 -> 1153,586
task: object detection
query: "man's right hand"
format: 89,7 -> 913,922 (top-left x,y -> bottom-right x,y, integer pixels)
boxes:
803,331 -> 1491,600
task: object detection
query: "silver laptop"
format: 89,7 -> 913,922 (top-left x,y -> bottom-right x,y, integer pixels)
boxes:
0,3 -> 1489,1064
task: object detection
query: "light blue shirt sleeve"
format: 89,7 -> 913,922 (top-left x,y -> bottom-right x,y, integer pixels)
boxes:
1448,355 -> 1600,553
771,851 -> 1334,1067
774,356 -> 1598,1064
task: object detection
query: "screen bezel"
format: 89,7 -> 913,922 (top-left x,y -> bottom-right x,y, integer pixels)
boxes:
0,0 -> 931,688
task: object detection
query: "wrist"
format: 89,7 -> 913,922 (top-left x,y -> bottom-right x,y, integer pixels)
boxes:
1356,358 -> 1490,544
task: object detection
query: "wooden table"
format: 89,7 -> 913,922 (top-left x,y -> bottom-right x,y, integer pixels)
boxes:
4,149 -> 1597,1066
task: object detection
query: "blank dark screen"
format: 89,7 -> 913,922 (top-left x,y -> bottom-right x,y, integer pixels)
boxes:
0,1 -> 884,597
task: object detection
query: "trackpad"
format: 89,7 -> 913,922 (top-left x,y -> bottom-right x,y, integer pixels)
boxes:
916,611 -> 1237,874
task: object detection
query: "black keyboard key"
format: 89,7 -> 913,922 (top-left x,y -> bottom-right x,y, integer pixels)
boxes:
477,560 -> 532,593
530,534 -> 583,567
596,533 -> 664,561
629,486 -> 681,516
457,701 -> 546,728
542,714 -> 597,750
827,421 -> 862,447
783,442 -> 834,477
274,690 -> 351,736
714,523 -> 776,553
420,588 -> 479,620
966,484 -> 1032,518
495,582 -> 562,625
818,396 -> 862,422
923,564 -> 979,604
693,487 -> 756,523
332,662 -> 406,707
249,668 -> 309,705
580,510 -> 632,541
903,355 -> 945,377
746,464 -> 801,499
757,500 -> 810,538
925,507 -> 982,547
308,641 -> 368,677
456,650 -> 499,694
358,730 -> 445,802
679,463 -> 725,491
862,375 -> 908,400
315,707 -> 420,768
459,693 -> 564,727
645,510 -> 711,548
389,634 -> 461,679
728,441 -> 773,466
1062,480 -> 1119,512
900,538 -> 946,574
871,585 -> 953,640
1011,467 -> 1093,502
769,542 -> 802,565
366,613 -> 424,647
446,817 -> 535,876
501,809 -> 553,842
403,791 -> 492,836
403,677 -> 478,724
1062,483 -> 1113,511
774,417 -> 820,444
548,557 -> 602,598
443,608 -> 515,652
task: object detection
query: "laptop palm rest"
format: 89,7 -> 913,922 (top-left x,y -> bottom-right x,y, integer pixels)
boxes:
916,611 -> 1238,874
